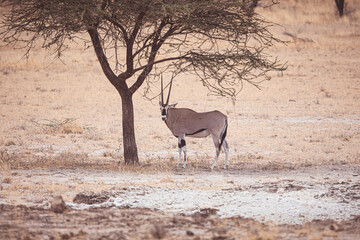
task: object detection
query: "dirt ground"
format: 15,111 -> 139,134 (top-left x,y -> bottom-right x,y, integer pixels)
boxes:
1,0 -> 360,239
1,167 -> 360,239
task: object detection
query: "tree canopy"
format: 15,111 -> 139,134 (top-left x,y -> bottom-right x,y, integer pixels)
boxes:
1,0 -> 285,99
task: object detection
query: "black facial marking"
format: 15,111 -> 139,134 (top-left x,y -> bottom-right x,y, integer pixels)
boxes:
162,109 -> 166,116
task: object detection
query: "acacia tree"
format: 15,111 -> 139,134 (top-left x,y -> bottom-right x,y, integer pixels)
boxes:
1,0 -> 285,164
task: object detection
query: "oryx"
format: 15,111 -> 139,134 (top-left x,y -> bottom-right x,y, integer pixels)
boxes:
159,75 -> 229,169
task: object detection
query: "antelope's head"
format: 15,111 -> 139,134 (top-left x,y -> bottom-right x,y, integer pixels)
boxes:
159,74 -> 177,121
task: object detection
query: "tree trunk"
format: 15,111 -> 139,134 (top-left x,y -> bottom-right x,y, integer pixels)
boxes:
120,91 -> 139,164
87,28 -> 139,165
335,0 -> 345,17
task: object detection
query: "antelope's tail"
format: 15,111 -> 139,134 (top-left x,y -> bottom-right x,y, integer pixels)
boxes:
219,119 -> 228,151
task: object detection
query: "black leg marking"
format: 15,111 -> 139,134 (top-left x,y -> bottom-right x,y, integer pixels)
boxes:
219,120 -> 228,151
178,139 -> 186,148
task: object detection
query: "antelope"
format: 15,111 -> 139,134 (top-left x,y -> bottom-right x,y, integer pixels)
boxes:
159,75 -> 229,169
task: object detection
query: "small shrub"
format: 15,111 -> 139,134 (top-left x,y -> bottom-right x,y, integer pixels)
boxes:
29,118 -> 84,134
3,177 -> 11,184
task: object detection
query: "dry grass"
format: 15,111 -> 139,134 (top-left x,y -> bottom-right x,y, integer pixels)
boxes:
0,149 -> 113,171
2,147 -> 353,174
1,148 -> 206,173
259,0 -> 360,24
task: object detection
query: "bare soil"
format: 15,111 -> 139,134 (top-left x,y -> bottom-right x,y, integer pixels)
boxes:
1,167 -> 359,239
1,0 -> 360,239
1,204 -> 359,240
0,166 -> 359,239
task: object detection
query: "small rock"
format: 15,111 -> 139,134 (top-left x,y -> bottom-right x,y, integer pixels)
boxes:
200,208 -> 218,216
186,230 -> 194,236
330,223 -> 343,232
50,196 -> 67,213
151,224 -> 166,239
73,192 -> 109,205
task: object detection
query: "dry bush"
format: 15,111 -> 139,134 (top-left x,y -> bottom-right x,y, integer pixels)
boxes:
0,149 -> 20,171
83,131 -> 103,141
2,177 -> 11,184
29,118 -> 84,134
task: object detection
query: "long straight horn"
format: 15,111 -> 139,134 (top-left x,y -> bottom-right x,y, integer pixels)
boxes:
165,74 -> 174,105
161,74 -> 164,105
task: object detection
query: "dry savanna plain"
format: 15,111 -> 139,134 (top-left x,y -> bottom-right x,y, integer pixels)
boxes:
1,1 -> 360,239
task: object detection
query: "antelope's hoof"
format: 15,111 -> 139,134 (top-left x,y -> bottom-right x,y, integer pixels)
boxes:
223,165 -> 228,169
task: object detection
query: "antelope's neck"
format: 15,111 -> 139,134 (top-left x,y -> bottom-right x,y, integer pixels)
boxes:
164,108 -> 177,129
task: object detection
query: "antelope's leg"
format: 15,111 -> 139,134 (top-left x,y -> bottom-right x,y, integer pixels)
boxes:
211,134 -> 220,170
177,137 -> 182,168
180,136 -> 187,168
223,140 -> 229,169
177,148 -> 182,168
183,148 -> 187,168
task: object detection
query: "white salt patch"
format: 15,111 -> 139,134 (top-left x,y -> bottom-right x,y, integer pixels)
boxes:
68,186 -> 359,225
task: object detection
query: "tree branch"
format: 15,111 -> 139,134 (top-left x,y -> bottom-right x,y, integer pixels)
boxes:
133,32 -> 156,58
132,56 -> 188,73
125,11 -> 145,76
103,15 -> 129,42
87,28 -> 119,88
129,20 -> 177,94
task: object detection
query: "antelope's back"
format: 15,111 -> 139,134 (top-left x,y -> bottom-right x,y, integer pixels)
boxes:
170,108 -> 227,136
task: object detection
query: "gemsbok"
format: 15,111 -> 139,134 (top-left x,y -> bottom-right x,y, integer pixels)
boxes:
159,75 -> 229,169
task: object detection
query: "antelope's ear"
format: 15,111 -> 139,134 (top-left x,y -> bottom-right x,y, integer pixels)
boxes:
159,101 -> 162,106
169,103 -> 177,108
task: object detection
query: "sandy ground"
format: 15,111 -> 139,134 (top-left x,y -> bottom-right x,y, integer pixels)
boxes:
1,0 -> 360,239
